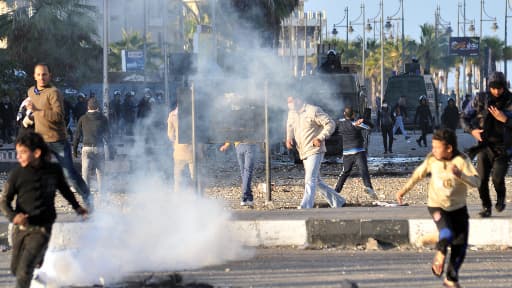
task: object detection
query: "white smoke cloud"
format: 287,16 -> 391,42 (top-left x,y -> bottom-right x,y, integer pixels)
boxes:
38,176 -> 252,286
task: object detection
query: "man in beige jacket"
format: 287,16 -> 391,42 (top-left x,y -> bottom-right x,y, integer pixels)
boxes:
286,95 -> 346,209
167,106 -> 194,192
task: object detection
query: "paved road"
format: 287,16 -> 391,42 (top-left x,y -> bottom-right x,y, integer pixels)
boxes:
179,248 -> 512,288
0,248 -> 511,287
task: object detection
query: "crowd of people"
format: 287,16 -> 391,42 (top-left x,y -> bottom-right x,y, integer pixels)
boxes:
0,61 -> 511,288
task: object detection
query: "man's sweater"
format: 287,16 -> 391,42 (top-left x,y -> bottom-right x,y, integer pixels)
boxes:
27,85 -> 67,142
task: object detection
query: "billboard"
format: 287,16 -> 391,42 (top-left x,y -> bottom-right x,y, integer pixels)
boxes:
121,50 -> 145,72
449,37 -> 480,56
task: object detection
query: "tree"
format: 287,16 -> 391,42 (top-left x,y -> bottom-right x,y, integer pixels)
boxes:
221,0 -> 299,47
0,0 -> 102,87
417,24 -> 440,75
108,30 -> 161,73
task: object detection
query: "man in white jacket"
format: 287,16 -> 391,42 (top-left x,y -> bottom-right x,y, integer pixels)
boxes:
286,95 -> 346,209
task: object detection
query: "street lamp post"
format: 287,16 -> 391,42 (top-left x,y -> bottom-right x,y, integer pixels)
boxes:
365,0 -> 384,104
384,0 -> 405,72
332,7 -> 349,62
348,2 -> 366,83
505,0 -> 512,79
479,0 -> 499,90
434,5 -> 453,95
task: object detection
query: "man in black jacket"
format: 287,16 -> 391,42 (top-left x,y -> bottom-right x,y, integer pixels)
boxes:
334,107 -> 379,199
73,98 -> 112,194
461,71 -> 512,217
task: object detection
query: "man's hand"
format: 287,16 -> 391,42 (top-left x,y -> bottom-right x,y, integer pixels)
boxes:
354,118 -> 364,126
26,99 -> 38,112
488,106 -> 508,123
286,139 -> 294,150
470,129 -> 484,142
312,138 -> 322,147
219,143 -> 230,152
72,150 -> 78,158
13,213 -> 28,226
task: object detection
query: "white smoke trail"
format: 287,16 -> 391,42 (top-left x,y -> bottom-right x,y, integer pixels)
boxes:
38,176 -> 252,286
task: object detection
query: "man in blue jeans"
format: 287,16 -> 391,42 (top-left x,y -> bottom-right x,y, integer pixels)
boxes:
220,142 -> 258,207
286,95 -> 346,209
27,63 -> 92,209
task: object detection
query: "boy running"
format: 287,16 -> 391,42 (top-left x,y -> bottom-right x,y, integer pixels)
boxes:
396,128 -> 480,288
0,132 -> 87,288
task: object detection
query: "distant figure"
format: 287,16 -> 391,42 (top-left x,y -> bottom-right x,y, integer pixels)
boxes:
441,98 -> 459,131
122,92 -> 137,136
109,90 -> 122,135
415,95 -> 433,147
167,106 -> 194,192
73,98 -> 112,194
461,94 -> 471,111
378,102 -> 394,154
334,107 -> 378,199
319,50 -> 342,73
0,95 -> 16,144
0,132 -> 87,288
73,93 -> 87,123
286,94 -> 346,209
392,95 -> 410,140
396,128 -> 479,288
220,141 -> 258,207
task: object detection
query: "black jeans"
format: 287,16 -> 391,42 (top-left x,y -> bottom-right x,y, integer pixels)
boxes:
11,225 -> 51,288
335,152 -> 373,193
381,125 -> 393,152
428,206 -> 469,283
477,147 -> 509,209
417,122 -> 429,146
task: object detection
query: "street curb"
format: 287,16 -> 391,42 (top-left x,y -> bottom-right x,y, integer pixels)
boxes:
1,218 -> 512,249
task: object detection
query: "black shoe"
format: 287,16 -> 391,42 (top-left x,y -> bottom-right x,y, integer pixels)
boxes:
478,207 -> 492,218
416,139 -> 422,147
389,150 -> 393,153
495,202 -> 506,212
383,151 -> 388,154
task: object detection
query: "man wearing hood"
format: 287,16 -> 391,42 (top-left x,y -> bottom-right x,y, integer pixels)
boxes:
461,71 -> 512,217
73,98 -> 112,194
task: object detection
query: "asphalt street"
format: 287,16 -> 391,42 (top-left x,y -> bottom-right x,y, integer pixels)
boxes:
0,248 -> 511,287
178,248 -> 512,288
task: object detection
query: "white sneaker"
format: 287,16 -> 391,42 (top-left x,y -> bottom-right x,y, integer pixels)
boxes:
365,187 -> 379,200
240,201 -> 254,206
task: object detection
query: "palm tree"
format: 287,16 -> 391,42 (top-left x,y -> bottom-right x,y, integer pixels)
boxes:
417,24 -> 440,75
108,30 -> 161,73
232,0 -> 298,47
479,36 -> 505,81
0,0 -> 102,87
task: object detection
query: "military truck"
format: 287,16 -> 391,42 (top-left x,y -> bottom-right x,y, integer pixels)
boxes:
383,62 -> 439,129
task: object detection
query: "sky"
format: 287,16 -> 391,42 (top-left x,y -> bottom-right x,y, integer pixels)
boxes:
304,0 -> 509,42
304,0 -> 512,89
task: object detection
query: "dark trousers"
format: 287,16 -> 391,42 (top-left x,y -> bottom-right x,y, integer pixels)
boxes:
417,122 -> 429,146
477,147 -> 509,209
11,225 -> 51,288
335,152 -> 373,192
381,125 -> 393,152
428,206 -> 469,283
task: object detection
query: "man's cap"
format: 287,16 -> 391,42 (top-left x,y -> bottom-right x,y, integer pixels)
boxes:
382,103 -> 388,108
488,71 -> 506,88
114,90 -> 121,96
419,95 -> 427,101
